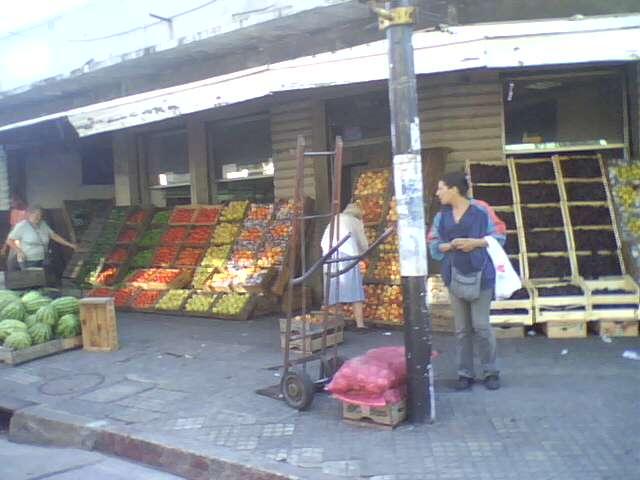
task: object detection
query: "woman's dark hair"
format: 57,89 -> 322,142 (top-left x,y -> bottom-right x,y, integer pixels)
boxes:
441,171 -> 469,197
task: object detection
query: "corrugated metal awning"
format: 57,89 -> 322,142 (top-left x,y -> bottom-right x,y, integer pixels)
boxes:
1,14 -> 639,137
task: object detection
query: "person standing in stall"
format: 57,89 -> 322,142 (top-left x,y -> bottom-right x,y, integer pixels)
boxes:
428,172 -> 505,391
321,203 -> 369,329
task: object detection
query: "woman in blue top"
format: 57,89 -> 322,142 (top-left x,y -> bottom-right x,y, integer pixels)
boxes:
428,172 -> 500,391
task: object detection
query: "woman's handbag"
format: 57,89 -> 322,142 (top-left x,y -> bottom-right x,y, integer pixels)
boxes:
449,265 -> 483,301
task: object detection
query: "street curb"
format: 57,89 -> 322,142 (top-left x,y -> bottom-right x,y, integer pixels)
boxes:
2,399 -> 335,480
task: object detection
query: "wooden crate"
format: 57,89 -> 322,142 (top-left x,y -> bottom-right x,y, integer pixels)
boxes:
282,327 -> 344,356
591,320 -> 638,337
532,281 -> 588,323
79,297 -> 119,352
492,324 -> 525,339
342,399 -> 406,428
490,285 -> 534,326
541,321 -> 587,339
126,268 -> 192,290
279,312 -> 344,334
0,336 -> 82,366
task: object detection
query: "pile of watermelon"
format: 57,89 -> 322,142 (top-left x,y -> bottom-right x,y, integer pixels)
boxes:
0,290 -> 80,351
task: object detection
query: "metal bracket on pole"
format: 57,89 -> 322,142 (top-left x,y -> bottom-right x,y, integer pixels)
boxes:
363,2 -> 416,30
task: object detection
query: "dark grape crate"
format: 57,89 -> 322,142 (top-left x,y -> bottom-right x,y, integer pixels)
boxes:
573,229 -> 618,251
518,183 -> 560,204
469,164 -> 510,183
509,288 -> 530,300
578,254 -> 622,279
522,207 -> 564,229
490,308 -> 529,315
561,157 -> 602,178
498,211 -> 517,231
472,185 -> 514,206
537,285 -> 583,297
527,255 -> 572,278
504,233 -> 520,255
515,161 -> 555,181
525,231 -> 568,253
565,182 -> 607,202
569,206 -> 612,226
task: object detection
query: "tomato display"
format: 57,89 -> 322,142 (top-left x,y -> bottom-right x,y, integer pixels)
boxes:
238,226 -> 264,243
114,287 -> 139,307
162,226 -> 188,244
354,169 -> 390,196
176,247 -> 204,267
107,247 -> 129,264
95,266 -> 119,286
170,208 -> 196,224
152,246 -> 179,267
127,210 -> 148,225
129,268 -> 182,285
118,228 -> 139,244
186,226 -> 213,244
193,207 -> 221,225
131,290 -> 164,309
256,246 -> 286,268
267,221 -> 292,240
246,204 -> 273,221
231,249 -> 255,267
86,288 -> 114,298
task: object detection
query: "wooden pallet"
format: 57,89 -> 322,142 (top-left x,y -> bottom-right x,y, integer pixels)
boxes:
541,321 -> 587,338
342,400 -> 406,428
0,336 -> 82,366
492,324 -> 525,339
282,327 -> 344,356
590,320 -> 639,337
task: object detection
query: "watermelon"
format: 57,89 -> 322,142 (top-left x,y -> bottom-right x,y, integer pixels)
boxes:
21,291 -> 42,303
4,331 -> 32,350
23,296 -> 52,314
56,314 -> 81,338
35,305 -> 58,327
51,297 -> 79,317
28,322 -> 53,345
1,301 -> 25,321
24,314 -> 38,327
0,319 -> 27,341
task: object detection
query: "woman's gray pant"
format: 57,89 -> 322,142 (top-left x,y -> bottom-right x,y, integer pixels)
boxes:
449,288 -> 498,380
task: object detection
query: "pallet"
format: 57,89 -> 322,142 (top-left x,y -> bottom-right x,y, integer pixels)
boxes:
541,321 -> 587,339
492,324 -> 525,339
282,327 -> 344,356
0,336 -> 82,366
342,400 -> 406,428
590,320 -> 639,337
279,312 -> 344,335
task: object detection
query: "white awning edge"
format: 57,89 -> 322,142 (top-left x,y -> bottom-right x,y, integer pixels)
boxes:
0,14 -> 638,137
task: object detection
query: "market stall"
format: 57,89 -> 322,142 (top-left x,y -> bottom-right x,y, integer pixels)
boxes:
70,200 -> 300,320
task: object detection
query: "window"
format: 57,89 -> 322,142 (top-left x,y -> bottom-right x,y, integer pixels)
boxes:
146,130 -> 189,186
504,72 -> 624,150
210,115 -> 272,181
80,135 -> 114,185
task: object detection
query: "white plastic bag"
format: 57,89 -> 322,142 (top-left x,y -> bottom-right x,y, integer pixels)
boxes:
484,236 -> 522,300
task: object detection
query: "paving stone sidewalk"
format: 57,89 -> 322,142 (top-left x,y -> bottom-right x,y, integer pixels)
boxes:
1,313 -> 639,479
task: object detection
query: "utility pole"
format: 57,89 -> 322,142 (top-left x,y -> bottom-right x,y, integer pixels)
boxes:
363,0 -> 434,423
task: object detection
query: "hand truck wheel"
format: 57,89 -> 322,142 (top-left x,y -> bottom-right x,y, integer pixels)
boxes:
281,368 -> 314,411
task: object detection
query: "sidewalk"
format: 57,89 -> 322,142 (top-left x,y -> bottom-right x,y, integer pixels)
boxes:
0,313 -> 639,480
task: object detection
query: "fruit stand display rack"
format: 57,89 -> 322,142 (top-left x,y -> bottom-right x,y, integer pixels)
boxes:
466,154 -> 639,337
83,200 -> 300,320
346,168 -> 406,327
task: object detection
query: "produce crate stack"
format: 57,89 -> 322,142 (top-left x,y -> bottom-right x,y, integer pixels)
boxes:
343,168 -> 404,326
467,161 -> 534,327
73,207 -> 134,288
86,201 -> 300,320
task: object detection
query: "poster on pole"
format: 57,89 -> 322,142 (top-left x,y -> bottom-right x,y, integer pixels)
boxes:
393,153 -> 427,277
